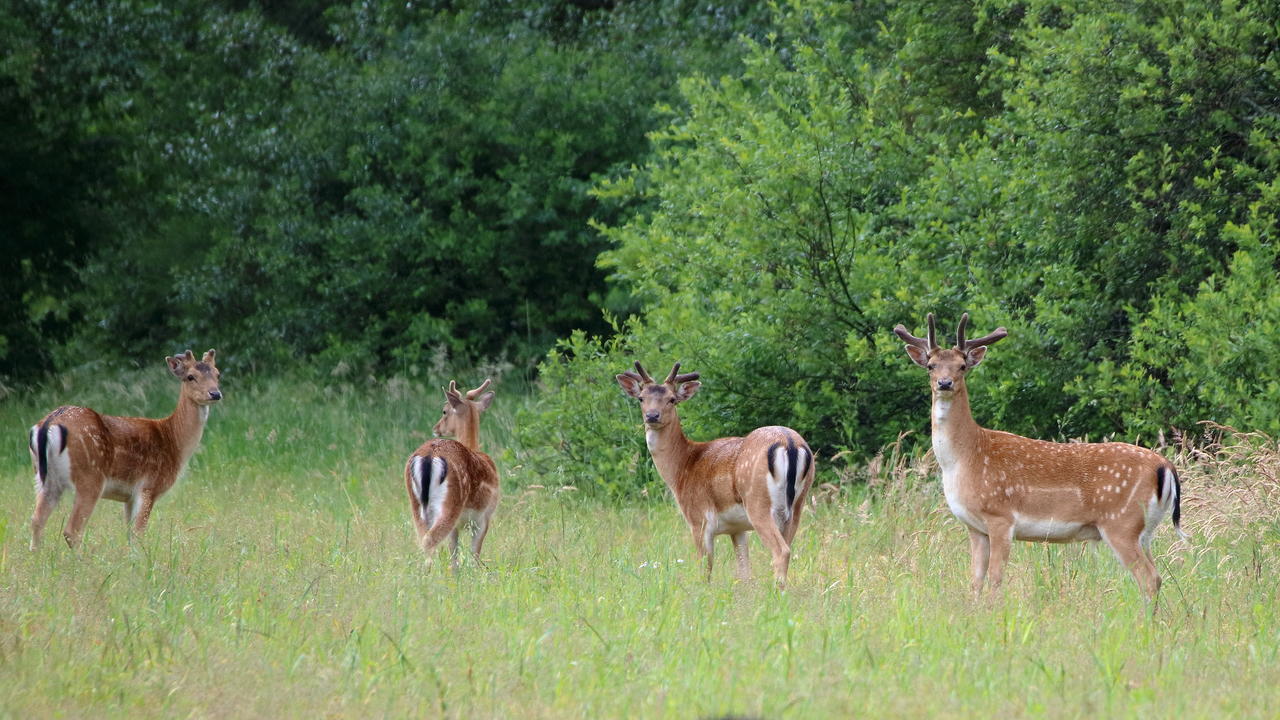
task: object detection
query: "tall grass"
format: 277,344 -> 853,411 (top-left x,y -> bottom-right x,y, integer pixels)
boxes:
1,370 -> 1278,717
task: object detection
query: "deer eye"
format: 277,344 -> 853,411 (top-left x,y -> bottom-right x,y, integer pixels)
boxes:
926,363 -> 935,370
186,374 -> 195,381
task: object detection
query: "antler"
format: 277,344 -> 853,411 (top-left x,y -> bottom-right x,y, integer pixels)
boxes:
955,312 -> 1008,350
664,362 -> 700,385
893,312 -> 938,352
633,361 -> 654,384
465,378 -> 493,399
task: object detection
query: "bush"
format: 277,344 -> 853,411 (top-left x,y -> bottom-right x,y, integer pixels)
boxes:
542,0 -> 1280,484
514,325 -> 659,498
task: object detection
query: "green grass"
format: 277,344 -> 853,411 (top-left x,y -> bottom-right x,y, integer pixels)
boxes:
1,370 -> 1278,718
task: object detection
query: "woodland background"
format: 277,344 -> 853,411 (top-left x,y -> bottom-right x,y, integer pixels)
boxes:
4,0 -> 1279,493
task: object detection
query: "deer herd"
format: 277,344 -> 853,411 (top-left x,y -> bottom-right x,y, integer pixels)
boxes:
24,314 -> 1186,602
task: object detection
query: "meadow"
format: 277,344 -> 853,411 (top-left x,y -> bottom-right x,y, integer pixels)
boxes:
1,368 -> 1278,719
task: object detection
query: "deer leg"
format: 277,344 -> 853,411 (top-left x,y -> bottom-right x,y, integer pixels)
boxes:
448,526 -> 461,572
471,506 -> 493,565
731,532 -> 751,581
746,502 -> 792,588
63,481 -> 104,549
968,526 -> 991,593
690,524 -> 713,581
408,498 -> 430,547
129,490 -> 157,538
30,481 -> 66,551
781,488 -> 809,546
1102,526 -> 1161,601
983,517 -> 1013,591
421,502 -> 462,567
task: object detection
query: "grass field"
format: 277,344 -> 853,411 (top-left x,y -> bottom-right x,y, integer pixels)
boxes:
2,369 -> 1278,718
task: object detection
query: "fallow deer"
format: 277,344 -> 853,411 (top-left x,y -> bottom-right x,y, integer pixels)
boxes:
27,349 -> 223,549
894,313 -> 1183,599
404,379 -> 500,568
616,362 -> 815,587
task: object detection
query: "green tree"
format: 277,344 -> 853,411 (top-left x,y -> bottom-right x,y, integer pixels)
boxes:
531,0 -> 1280,492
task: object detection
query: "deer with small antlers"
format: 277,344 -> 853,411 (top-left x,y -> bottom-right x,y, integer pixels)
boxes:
894,314 -> 1183,599
27,350 -> 223,549
404,379 -> 500,568
616,362 -> 815,586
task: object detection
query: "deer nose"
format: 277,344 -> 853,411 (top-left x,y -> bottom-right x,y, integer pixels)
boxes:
209,390 -> 223,401
644,411 -> 660,424
936,378 -> 953,391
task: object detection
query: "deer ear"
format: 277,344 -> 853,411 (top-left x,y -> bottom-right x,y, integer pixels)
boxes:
166,356 -> 184,377
674,381 -> 701,403
616,373 -> 643,399
904,345 -> 930,368
965,346 -> 988,368
474,391 -> 495,412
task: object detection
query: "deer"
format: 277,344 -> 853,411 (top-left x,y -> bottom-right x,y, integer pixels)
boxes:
894,313 -> 1184,600
616,362 -> 816,587
404,378 -> 500,569
27,349 -> 223,549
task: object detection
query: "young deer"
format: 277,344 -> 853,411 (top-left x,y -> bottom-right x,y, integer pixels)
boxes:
616,362 -> 815,587
894,314 -> 1183,599
27,349 -> 223,549
404,378 -> 500,568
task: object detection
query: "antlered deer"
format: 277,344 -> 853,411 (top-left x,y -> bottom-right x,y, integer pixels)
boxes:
894,314 -> 1183,599
616,362 -> 815,586
27,349 -> 223,549
405,379 -> 500,568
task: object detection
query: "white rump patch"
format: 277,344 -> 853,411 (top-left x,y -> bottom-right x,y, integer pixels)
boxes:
425,457 -> 448,526
410,456 -> 449,526
41,426 -> 72,495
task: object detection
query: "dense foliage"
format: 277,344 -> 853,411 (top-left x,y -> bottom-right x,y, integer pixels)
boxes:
0,0 -> 765,380
7,0 -> 1279,496
521,0 -> 1280,493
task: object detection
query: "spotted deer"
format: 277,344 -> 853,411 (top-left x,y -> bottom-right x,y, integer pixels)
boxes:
894,313 -> 1184,599
27,350 -> 223,549
616,362 -> 815,587
405,379 -> 500,568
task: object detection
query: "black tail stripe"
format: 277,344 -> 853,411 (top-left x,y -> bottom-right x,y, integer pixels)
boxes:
34,408 -> 72,484
36,421 -> 48,483
1157,466 -> 1183,529
785,436 -> 799,507
421,456 -> 432,505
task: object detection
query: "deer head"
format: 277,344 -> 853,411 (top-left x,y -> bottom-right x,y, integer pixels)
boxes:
433,378 -> 494,440
166,349 -> 222,405
615,361 -> 702,428
894,313 -> 1007,396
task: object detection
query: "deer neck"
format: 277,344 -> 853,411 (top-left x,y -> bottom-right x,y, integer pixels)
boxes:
163,394 -> 211,465
931,385 -> 983,473
645,416 -> 693,490
456,419 -> 482,453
